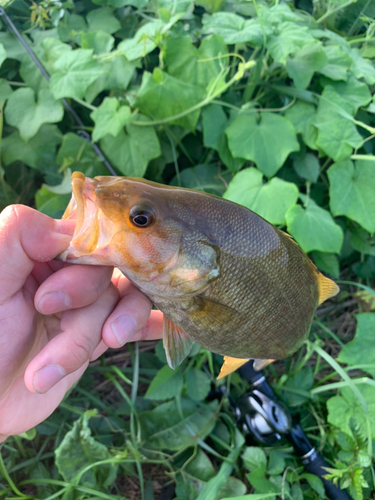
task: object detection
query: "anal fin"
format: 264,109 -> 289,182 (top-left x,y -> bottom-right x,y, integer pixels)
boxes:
253,358 -> 275,371
163,316 -> 193,369
218,356 -> 249,379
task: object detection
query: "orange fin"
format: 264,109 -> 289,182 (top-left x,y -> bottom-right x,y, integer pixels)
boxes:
217,356 -> 249,379
317,273 -> 340,306
253,358 -> 275,371
163,316 -> 193,369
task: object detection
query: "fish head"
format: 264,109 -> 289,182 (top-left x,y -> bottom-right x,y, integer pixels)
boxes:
59,171 -> 183,284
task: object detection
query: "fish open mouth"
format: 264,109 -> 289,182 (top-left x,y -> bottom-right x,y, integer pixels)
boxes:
58,172 -> 111,262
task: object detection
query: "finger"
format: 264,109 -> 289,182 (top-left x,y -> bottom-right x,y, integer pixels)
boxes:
35,264 -> 114,314
128,309 -> 164,342
24,283 -> 118,394
102,279 -> 154,347
0,205 -> 74,302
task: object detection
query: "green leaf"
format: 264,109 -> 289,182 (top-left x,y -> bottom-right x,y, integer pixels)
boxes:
349,228 -> 375,256
345,47 -> 375,85
286,42 -> 328,90
118,20 -> 165,61
301,474 -> 325,499
165,35 -> 227,90
226,113 -> 299,177
224,168 -> 299,225
0,32 -> 25,61
90,97 -> 131,142
100,118 -> 161,176
85,55 -> 136,103
170,164 -> 231,196
195,0 -> 225,14
87,7 -> 121,34
50,49 -> 105,99
319,45 -> 352,81
327,384 -> 375,439
311,251 -> 340,278
0,79 -> 13,102
35,189 -> 72,218
2,124 -> 62,169
242,446 -> 267,472
80,31 -> 115,54
145,365 -> 183,400
0,43 -> 7,68
293,152 -> 320,182
328,159 -> 375,233
55,409 -> 118,488
337,313 -> 375,378
185,369 -> 211,401
267,451 -> 285,476
138,398 -> 217,450
56,133 -> 108,176
285,101 -> 318,151
281,366 -> 313,406
285,197 -> 343,253
315,86 -> 363,161
322,74 -> 372,114
266,22 -> 315,64
201,13 -> 263,45
184,448 -> 215,482
158,0 -> 193,15
135,69 -> 205,131
5,88 -> 64,142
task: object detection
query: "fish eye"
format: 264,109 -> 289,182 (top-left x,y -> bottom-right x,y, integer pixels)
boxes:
129,205 -> 156,228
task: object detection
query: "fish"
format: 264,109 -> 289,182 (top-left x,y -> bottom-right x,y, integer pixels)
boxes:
59,171 -> 339,378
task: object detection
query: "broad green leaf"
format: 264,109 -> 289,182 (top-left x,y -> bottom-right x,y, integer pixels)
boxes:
293,152 -> 320,182
165,35 -> 227,90
267,451 -> 285,476
242,446 -> 267,472
285,197 -> 343,253
195,0 -> 225,14
50,49 -> 105,99
258,3 -> 303,24
312,251 -> 339,278
185,448 -> 215,481
322,74 -> 372,114
85,55 -> 136,103
0,79 -> 13,102
0,43 -> 6,68
280,366 -> 313,406
57,13 -> 87,43
87,7 -> 121,34
35,189 -> 72,218
5,88 -> 64,142
118,20 -> 164,61
224,168 -> 299,225
185,369 -> 211,401
319,45 -> 352,81
0,32 -> 25,61
135,69 -> 205,131
90,98 -> 131,142
328,159 -> 375,233
226,113 -> 299,178
201,13 -> 263,45
0,167 -> 18,210
109,0 -> 148,6
138,398 -> 217,450
349,228 -> 375,256
337,313 -> 375,378
170,164 -> 231,196
100,118 -> 160,176
80,31 -> 115,54
300,474 -> 325,499
1,125 -> 62,169
343,46 -> 375,85
202,105 -> 245,172
145,365 -> 183,400
315,87 -> 363,161
55,410 -> 118,488
286,42 -> 328,89
285,101 -> 318,150
266,22 -> 315,64
327,384 -> 375,439
57,133 -> 108,176
158,0 -> 192,14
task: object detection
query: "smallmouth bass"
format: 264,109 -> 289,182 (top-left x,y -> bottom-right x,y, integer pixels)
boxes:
59,171 -> 339,377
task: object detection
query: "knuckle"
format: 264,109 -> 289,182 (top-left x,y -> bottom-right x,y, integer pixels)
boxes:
70,338 -> 93,367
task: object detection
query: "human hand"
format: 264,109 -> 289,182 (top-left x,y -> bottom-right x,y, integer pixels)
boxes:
0,205 -> 163,442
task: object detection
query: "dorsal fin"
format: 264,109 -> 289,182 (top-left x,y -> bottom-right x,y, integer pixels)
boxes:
317,273 -> 340,305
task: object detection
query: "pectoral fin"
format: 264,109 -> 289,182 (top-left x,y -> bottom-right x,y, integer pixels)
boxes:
317,273 -> 340,305
217,356 -> 249,379
163,316 -> 193,369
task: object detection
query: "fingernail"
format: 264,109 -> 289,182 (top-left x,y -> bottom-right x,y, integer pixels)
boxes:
33,364 -> 66,394
38,291 -> 71,314
111,315 -> 138,345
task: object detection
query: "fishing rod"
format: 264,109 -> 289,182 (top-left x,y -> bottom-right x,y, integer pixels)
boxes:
231,360 -> 353,500
0,6 -> 117,176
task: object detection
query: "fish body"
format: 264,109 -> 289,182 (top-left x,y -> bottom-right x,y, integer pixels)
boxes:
60,172 -> 339,375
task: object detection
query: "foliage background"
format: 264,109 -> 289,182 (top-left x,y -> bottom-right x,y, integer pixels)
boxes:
0,0 -> 375,499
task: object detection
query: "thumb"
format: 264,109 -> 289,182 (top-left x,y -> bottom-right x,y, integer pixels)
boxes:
0,205 -> 74,302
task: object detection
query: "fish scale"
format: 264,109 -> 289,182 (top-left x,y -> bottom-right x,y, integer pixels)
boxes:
60,172 -> 339,377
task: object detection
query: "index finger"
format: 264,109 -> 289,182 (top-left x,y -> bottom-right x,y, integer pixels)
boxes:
0,205 -> 74,302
